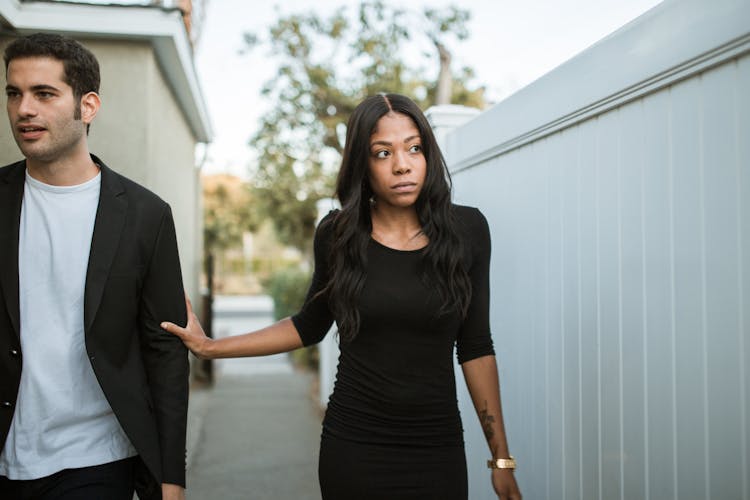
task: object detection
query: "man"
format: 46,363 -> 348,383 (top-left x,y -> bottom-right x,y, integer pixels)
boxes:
0,33 -> 188,499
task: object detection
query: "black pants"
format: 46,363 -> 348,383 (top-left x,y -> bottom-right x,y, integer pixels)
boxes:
0,456 -> 136,500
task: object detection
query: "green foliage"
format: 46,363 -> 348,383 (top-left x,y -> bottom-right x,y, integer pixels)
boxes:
265,265 -> 318,371
202,175 -> 259,293
203,175 -> 257,256
264,265 -> 312,321
244,1 -> 485,257
424,6 -> 470,40
290,344 -> 320,372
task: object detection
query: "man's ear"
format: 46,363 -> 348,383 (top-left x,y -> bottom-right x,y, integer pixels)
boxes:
80,91 -> 101,125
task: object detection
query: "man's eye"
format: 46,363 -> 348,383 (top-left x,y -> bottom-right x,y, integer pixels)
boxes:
6,91 -> 19,98
38,92 -> 54,99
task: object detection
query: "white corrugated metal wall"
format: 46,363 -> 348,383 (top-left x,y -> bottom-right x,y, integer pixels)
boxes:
440,0 -> 750,498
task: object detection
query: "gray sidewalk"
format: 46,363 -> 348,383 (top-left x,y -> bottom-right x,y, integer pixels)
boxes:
185,368 -> 323,500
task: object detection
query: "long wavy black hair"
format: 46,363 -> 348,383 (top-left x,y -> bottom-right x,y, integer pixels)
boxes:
324,93 -> 472,341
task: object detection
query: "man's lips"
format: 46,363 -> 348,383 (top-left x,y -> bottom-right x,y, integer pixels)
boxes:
17,125 -> 47,140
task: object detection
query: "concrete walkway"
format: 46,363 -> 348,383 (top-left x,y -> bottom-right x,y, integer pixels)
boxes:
185,368 -> 322,500
183,295 -> 323,499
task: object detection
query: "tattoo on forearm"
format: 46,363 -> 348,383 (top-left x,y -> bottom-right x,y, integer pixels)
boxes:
479,400 -> 495,440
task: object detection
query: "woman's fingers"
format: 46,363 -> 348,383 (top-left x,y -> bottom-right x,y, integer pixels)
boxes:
160,321 -> 183,336
159,321 -> 189,342
184,292 -> 194,316
161,320 -> 207,357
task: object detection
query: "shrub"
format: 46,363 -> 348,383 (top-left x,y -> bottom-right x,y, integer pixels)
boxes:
264,266 -> 318,370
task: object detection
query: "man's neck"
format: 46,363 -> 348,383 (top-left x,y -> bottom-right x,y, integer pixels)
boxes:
26,149 -> 100,186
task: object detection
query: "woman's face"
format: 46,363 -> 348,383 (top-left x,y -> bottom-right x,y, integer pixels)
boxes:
366,112 -> 427,210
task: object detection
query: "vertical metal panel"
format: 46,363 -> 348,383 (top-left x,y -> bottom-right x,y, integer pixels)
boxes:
738,54 -> 750,500
561,127 -> 582,500
670,75 -> 709,500
641,89 -> 677,500
618,100 -> 647,500
526,144 -> 553,500
701,62 -> 745,499
547,134 -> 566,497
596,109 -> 624,500
578,118 -> 602,500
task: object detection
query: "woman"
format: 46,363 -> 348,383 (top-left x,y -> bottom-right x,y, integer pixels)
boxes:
161,94 -> 522,500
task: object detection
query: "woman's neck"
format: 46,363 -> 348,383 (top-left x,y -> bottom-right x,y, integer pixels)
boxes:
370,204 -> 427,250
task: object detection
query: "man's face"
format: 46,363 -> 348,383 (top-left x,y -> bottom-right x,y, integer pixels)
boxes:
5,56 -> 86,163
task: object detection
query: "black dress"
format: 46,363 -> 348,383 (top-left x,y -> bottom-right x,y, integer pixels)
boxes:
292,205 -> 495,500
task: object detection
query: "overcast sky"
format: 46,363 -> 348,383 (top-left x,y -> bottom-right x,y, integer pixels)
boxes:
194,0 -> 663,177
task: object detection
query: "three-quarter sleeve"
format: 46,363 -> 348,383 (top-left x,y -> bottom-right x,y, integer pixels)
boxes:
455,207 -> 496,364
291,211 -> 336,346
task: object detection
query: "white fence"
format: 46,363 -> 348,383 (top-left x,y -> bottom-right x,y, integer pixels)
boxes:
434,0 -> 750,498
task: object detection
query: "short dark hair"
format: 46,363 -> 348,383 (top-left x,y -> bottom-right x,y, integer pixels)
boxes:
4,32 -> 100,101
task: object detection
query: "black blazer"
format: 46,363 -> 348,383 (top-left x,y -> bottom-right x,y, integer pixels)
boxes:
0,156 -> 189,498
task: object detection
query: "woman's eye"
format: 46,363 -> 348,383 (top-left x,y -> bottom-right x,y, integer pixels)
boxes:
375,150 -> 390,159
409,144 -> 422,153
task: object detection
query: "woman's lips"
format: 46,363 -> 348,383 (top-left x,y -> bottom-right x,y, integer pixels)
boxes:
392,182 -> 417,192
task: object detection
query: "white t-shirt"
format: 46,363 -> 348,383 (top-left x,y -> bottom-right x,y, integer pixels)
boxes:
0,170 -> 136,480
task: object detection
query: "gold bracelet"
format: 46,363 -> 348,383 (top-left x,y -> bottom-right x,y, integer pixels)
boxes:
487,456 -> 516,470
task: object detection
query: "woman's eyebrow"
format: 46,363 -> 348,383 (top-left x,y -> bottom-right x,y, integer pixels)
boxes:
370,135 -> 421,148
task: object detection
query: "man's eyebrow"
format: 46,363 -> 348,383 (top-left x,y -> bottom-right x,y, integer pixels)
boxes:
30,84 -> 61,92
5,84 -> 61,93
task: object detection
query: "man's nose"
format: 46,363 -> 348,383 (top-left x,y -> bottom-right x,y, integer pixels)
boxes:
16,95 -> 38,117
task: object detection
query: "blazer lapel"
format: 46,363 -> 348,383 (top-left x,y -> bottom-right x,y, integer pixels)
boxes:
84,159 -> 127,334
0,161 -> 25,339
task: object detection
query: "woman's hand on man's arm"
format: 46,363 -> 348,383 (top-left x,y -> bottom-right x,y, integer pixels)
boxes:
160,294 -> 304,359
